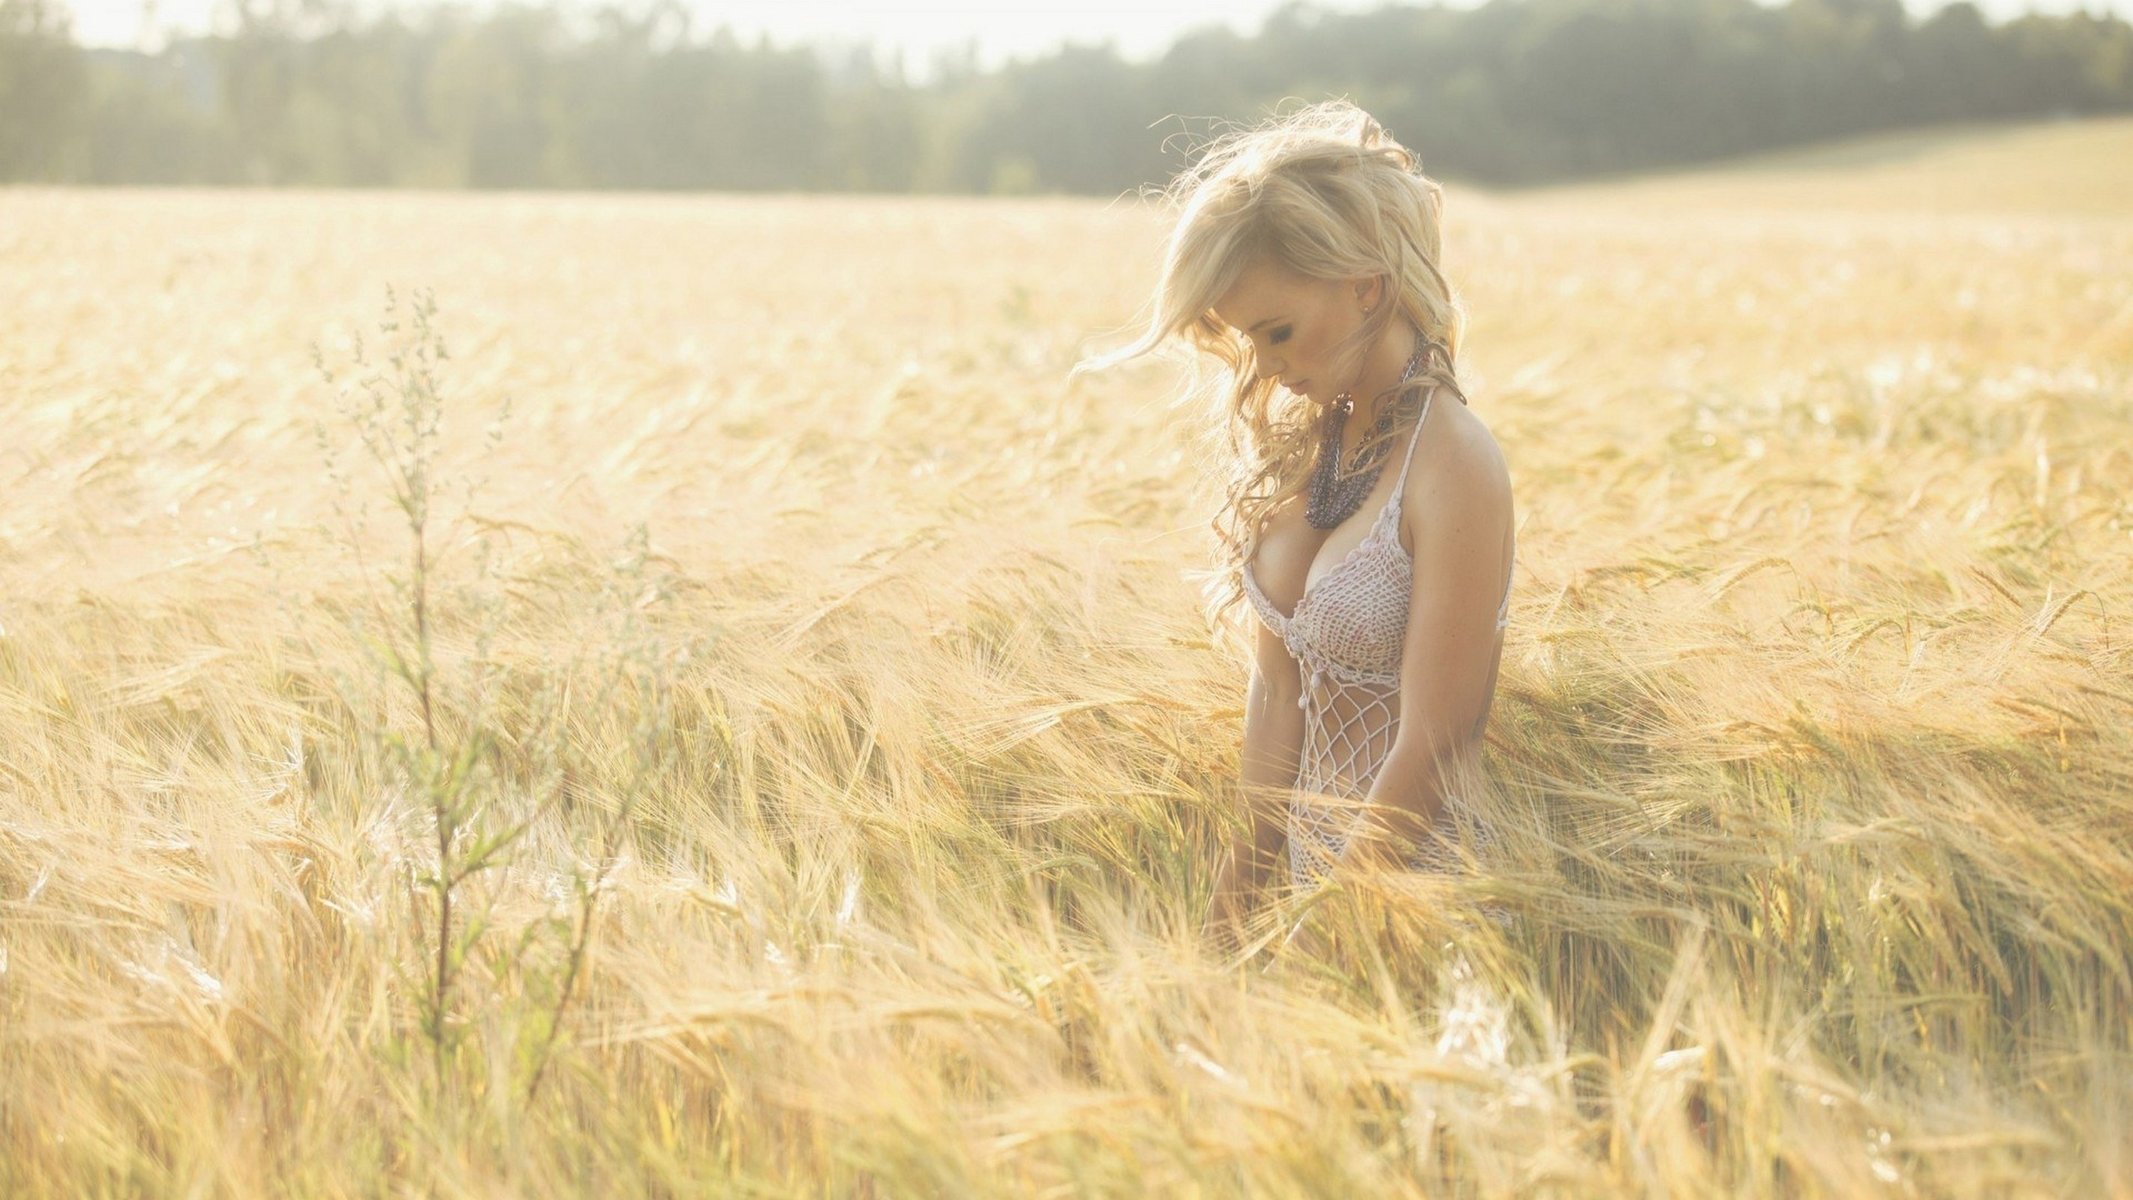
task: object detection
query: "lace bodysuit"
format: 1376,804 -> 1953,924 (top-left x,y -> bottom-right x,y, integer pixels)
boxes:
1242,390 -> 1514,887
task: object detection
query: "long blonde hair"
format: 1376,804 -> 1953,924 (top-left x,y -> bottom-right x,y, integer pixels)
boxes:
1070,99 -> 1469,651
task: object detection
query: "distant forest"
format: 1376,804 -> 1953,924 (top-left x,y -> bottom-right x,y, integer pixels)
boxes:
3,0 -> 2129,190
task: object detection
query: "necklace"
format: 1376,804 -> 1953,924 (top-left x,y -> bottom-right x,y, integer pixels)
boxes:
1304,330 -> 1431,530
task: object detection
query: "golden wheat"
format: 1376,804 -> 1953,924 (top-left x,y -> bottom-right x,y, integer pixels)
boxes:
1,116 -> 2129,1196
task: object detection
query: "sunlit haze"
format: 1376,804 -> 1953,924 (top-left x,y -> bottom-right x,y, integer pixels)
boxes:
59,0 -> 2133,81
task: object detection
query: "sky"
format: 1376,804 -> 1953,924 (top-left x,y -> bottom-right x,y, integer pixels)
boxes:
59,0 -> 2133,78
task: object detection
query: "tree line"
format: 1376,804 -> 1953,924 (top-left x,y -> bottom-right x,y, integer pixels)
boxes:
3,0 -> 2128,191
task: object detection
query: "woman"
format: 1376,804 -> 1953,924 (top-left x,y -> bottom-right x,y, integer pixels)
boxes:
1075,101 -> 1515,950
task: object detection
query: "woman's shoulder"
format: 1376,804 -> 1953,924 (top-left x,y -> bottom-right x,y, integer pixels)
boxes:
1398,395 -> 1513,554
1409,392 -> 1510,508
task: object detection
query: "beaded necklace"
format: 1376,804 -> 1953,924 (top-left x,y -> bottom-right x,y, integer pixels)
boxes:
1304,329 -> 1431,530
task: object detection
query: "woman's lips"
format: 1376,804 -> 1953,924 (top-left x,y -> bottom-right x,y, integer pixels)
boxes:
1288,379 -> 1309,393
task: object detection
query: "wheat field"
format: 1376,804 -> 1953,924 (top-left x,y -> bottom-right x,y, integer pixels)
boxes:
3,115 -> 2131,1196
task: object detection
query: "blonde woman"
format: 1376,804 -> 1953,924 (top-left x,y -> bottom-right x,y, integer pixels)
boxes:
1075,101 -> 1515,950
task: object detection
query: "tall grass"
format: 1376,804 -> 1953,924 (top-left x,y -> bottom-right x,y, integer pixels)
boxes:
1,118 -> 2130,1195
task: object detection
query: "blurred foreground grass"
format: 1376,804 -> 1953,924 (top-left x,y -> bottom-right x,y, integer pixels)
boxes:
2,117 -> 2131,1195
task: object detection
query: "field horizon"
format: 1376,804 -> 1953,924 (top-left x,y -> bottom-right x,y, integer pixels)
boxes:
3,114 -> 2129,1195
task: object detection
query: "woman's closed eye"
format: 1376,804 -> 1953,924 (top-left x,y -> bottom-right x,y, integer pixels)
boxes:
1269,326 -> 1291,345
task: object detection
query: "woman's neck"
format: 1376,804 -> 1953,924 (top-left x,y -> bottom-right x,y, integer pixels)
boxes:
1331,321 -> 1425,460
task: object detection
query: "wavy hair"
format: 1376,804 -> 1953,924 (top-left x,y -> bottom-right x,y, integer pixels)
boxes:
1070,99 -> 1469,653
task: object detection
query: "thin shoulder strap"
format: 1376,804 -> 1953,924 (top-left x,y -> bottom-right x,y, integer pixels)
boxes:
1385,384 -> 1437,510
1495,523 -> 1516,626
1497,545 -> 1515,625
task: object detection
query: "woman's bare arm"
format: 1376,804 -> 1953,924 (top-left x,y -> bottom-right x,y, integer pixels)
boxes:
1346,413 -> 1514,873
1204,616 -> 1305,950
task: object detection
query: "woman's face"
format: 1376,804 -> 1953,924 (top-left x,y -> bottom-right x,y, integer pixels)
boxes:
1210,259 -> 1375,402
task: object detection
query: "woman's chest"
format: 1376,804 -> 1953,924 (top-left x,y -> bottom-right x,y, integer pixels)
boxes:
1288,555 -> 1412,675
